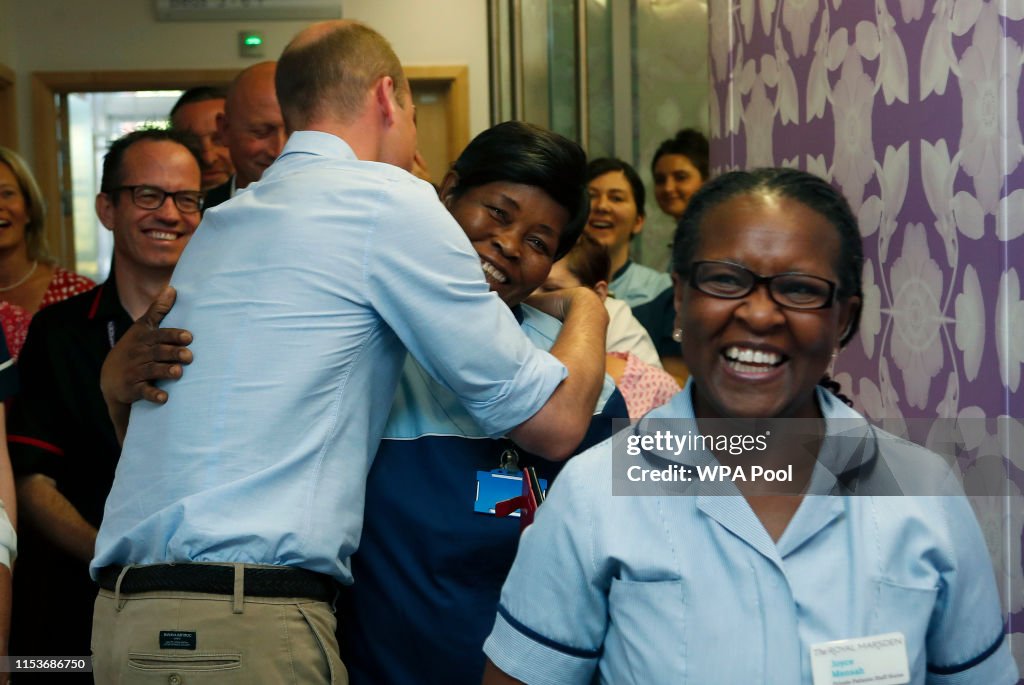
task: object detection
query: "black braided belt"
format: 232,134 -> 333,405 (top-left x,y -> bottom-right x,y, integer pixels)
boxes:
96,564 -> 337,602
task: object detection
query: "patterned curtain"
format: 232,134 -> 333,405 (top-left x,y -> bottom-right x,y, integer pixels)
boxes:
709,0 -> 1024,670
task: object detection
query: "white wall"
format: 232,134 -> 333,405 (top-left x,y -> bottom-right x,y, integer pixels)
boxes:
8,0 -> 490,160
346,0 -> 490,135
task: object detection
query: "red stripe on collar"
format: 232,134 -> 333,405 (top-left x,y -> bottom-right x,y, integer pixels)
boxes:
87,285 -> 105,320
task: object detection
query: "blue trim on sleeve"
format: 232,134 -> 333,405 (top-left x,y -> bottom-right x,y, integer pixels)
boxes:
927,632 -> 1005,675
496,604 -> 603,660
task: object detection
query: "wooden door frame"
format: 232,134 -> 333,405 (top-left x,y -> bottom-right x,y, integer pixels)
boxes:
405,65 -> 470,168
31,65 -> 469,270
0,63 -> 16,150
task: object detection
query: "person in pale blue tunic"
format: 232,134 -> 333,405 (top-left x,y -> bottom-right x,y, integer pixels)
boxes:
482,168 -> 1017,685
339,121 -> 626,685
585,158 -> 671,307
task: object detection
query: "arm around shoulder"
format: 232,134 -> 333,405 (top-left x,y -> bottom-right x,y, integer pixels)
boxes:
100,286 -> 193,445
511,287 -> 608,461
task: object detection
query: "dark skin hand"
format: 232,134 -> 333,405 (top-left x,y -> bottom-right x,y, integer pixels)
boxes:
100,286 -> 194,444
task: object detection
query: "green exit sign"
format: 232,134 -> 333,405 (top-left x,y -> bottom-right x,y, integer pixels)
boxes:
239,31 -> 266,57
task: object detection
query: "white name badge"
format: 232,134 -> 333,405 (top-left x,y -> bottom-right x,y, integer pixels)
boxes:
810,632 -> 910,685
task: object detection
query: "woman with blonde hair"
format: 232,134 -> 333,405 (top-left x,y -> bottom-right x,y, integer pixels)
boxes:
0,146 -> 94,357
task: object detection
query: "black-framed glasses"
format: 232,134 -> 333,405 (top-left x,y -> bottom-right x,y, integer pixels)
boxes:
112,185 -> 202,214
690,260 -> 838,310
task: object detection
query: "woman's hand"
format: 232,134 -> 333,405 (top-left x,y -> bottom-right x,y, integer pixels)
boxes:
100,286 -> 193,444
524,286 -> 605,323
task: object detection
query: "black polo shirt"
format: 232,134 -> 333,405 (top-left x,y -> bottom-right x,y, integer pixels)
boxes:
8,271 -> 132,527
8,272 -> 133,664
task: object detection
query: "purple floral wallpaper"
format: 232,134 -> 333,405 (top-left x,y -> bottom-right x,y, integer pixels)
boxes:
709,0 -> 1024,670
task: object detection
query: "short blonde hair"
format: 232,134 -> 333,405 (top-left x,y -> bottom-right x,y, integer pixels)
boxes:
0,146 -> 49,261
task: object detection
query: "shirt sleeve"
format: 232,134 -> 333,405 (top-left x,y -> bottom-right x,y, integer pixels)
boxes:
924,495 -> 1019,684
483,455 -> 609,684
364,180 -> 567,438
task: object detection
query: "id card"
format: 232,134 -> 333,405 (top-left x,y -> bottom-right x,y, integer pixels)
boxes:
810,632 -> 910,685
475,470 -> 548,517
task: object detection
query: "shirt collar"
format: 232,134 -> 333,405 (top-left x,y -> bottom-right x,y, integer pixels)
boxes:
611,259 -> 633,282
88,269 -> 128,322
633,381 -> 880,494
276,130 -> 358,165
811,388 -> 879,493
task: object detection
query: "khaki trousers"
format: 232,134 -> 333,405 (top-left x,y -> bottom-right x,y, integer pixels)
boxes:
91,569 -> 348,685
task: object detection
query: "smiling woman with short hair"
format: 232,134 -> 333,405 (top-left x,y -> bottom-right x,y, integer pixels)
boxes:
585,157 -> 671,307
482,168 -> 1017,685
337,121 -> 625,685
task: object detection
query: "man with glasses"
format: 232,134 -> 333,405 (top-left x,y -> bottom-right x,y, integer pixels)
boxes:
7,128 -> 202,670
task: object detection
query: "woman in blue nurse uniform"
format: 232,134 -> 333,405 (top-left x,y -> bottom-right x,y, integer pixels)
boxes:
339,121 -> 624,685
482,168 -> 1018,684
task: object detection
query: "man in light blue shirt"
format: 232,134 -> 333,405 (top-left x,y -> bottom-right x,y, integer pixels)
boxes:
90,20 -> 607,684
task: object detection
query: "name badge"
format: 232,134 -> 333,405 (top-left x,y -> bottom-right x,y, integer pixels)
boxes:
475,470 -> 547,517
810,632 -> 910,685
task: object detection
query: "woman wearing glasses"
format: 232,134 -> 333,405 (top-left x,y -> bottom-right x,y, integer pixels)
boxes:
482,169 -> 1016,684
0,146 -> 94,358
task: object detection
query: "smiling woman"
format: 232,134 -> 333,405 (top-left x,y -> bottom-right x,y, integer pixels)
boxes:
651,128 -> 709,222
585,158 -> 671,307
337,121 -> 626,685
445,180 -> 568,307
0,147 -> 94,358
673,190 -> 858,421
481,168 -> 1018,685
